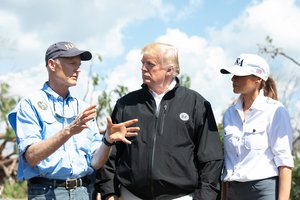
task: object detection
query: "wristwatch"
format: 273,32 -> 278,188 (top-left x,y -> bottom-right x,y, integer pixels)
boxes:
102,135 -> 115,146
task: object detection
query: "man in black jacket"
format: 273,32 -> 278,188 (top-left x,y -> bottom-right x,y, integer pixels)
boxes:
94,42 -> 223,200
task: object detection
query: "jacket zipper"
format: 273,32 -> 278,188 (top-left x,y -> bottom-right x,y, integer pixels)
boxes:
150,102 -> 168,198
159,104 -> 167,135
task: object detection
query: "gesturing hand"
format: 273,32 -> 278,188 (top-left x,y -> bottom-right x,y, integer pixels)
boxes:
106,116 -> 140,144
69,105 -> 97,135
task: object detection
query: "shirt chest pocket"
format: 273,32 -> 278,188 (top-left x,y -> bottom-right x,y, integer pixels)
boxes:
223,127 -> 240,152
40,111 -> 56,124
244,125 -> 268,150
38,110 -> 59,138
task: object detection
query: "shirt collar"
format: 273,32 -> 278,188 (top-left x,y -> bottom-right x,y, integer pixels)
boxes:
149,78 -> 176,98
235,90 -> 266,111
42,82 -> 73,101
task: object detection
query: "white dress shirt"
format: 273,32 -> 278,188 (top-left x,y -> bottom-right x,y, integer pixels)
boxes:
222,90 -> 294,182
149,78 -> 176,113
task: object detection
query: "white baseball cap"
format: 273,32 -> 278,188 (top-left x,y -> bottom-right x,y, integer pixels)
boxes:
220,53 -> 270,81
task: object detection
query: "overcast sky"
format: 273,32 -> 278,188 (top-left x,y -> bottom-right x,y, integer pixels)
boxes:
1,0 -> 300,125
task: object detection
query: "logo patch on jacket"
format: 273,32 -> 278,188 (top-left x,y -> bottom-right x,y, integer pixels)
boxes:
179,112 -> 189,121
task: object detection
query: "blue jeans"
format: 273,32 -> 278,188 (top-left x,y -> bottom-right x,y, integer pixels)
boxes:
28,184 -> 92,200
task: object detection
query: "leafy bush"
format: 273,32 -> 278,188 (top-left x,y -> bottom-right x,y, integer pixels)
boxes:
291,157 -> 300,200
2,179 -> 27,199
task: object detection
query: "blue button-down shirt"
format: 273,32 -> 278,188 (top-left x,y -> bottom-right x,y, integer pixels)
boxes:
8,82 -> 102,180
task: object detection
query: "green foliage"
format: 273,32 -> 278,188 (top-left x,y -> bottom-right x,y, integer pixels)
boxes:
0,83 -> 18,124
2,180 -> 27,199
291,157 -> 300,200
217,122 -> 224,145
5,126 -> 16,141
96,90 -> 111,128
113,85 -> 128,98
96,85 -> 129,128
96,54 -> 102,62
179,73 -> 191,88
0,83 -> 18,150
92,74 -> 100,87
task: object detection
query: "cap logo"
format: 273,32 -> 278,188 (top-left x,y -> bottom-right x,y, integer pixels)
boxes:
256,69 -> 262,74
64,43 -> 76,50
234,58 -> 244,67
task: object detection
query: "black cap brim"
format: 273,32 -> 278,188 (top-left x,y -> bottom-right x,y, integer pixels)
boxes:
220,69 -> 230,74
59,50 -> 92,61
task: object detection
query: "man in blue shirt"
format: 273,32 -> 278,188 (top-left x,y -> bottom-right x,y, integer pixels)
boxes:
8,41 -> 139,200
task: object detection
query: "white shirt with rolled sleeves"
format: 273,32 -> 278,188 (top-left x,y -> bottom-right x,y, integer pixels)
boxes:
222,90 -> 294,182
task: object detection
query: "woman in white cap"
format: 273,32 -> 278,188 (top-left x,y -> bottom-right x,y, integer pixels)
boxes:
220,53 -> 294,200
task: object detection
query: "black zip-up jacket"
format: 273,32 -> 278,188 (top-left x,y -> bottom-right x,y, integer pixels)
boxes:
95,79 -> 223,200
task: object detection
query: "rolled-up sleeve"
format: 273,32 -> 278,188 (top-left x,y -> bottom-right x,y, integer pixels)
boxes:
9,99 -> 42,156
270,106 -> 294,168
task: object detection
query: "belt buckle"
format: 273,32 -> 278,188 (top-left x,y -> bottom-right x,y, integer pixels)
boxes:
65,178 -> 78,189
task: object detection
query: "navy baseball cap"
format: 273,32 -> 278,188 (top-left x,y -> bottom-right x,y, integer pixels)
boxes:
45,41 -> 92,65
